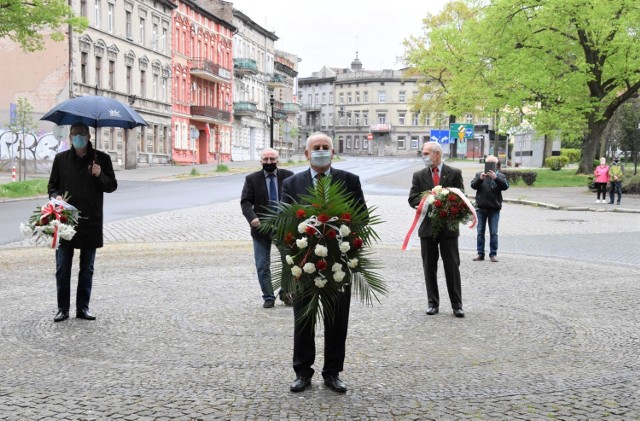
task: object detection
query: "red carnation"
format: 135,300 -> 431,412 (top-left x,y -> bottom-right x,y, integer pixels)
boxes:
448,194 -> 457,202
316,260 -> 328,271
325,229 -> 337,240
296,209 -> 306,218
317,213 -> 330,223
59,215 -> 68,223
284,232 -> 294,244
434,199 -> 443,208
340,213 -> 351,221
439,210 -> 448,218
353,237 -> 364,250
450,207 -> 459,215
305,226 -> 316,236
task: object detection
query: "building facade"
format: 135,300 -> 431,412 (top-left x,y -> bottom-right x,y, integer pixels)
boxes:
297,66 -> 336,145
231,10 -> 277,161
171,0 -> 234,165
270,50 -> 300,159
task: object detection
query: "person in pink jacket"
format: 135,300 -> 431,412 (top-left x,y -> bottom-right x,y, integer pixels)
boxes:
593,157 -> 610,203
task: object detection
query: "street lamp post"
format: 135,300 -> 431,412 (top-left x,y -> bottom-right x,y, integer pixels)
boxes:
269,93 -> 274,149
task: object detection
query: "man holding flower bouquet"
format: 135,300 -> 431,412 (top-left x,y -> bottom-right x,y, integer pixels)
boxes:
409,141 -> 466,318
281,132 -> 367,394
48,122 -> 118,322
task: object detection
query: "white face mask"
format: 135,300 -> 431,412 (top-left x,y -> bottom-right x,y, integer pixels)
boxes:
310,150 -> 332,167
422,155 -> 432,167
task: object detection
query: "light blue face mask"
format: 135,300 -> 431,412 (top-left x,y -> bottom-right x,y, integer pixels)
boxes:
72,135 -> 88,149
310,150 -> 332,167
422,155 -> 432,167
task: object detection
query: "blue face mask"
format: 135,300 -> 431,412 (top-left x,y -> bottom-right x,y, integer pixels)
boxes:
72,135 -> 88,149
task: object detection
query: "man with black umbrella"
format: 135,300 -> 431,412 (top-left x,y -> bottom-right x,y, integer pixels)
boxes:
48,122 -> 118,322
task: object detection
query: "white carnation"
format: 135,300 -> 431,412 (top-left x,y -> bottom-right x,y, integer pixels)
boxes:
20,223 -> 33,236
286,255 -> 294,265
296,237 -> 308,249
440,188 -> 449,195
339,224 -> 351,236
303,262 -> 316,274
314,277 -> 327,288
333,271 -> 346,283
291,265 -> 302,277
339,241 -> 351,253
348,258 -> 359,268
332,263 -> 343,272
314,244 -> 328,257
297,222 -> 307,234
58,224 -> 76,241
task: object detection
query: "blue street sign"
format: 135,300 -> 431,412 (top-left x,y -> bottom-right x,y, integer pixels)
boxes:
430,129 -> 450,144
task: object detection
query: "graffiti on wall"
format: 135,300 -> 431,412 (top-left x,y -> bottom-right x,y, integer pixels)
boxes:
0,129 -> 64,162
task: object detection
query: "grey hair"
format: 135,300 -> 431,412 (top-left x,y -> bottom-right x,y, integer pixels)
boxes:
306,132 -> 334,150
424,141 -> 442,154
260,148 -> 279,159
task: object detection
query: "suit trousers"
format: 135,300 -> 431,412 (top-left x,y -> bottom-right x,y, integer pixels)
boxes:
293,288 -> 351,379
55,244 -> 96,312
420,236 -> 462,310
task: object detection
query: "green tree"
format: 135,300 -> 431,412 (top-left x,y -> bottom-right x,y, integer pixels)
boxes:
0,0 -> 87,51
7,98 -> 38,181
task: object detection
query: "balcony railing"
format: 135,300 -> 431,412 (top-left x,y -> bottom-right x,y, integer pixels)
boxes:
190,58 -> 232,83
274,111 -> 288,120
370,123 -> 392,132
282,102 -> 300,114
233,58 -> 258,76
191,105 -> 231,124
267,74 -> 290,88
300,103 -> 321,112
233,101 -> 258,117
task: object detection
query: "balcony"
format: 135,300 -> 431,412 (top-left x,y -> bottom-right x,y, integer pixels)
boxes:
274,111 -> 288,120
370,123 -> 392,132
267,74 -> 290,88
300,103 -> 321,112
282,102 -> 299,114
233,101 -> 258,117
191,105 -> 231,125
233,58 -> 258,77
190,58 -> 232,84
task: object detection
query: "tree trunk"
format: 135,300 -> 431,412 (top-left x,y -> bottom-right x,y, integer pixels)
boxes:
543,134 -> 553,167
577,117 -> 607,174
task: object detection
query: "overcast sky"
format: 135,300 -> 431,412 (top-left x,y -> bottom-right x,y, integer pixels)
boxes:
230,0 -> 450,78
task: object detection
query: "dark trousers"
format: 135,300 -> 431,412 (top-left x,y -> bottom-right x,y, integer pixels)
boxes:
420,236 -> 462,309
609,181 -> 622,204
595,182 -> 607,200
55,244 -> 96,312
293,288 -> 351,379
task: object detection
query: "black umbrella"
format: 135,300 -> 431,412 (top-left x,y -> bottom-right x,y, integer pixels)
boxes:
41,95 -> 148,129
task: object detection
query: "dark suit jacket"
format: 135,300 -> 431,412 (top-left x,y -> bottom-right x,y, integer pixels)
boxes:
408,163 -> 464,238
281,167 -> 366,211
241,168 -> 294,240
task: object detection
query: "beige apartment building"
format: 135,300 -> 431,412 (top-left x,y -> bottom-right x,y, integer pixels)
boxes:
0,0 -> 176,169
270,50 -> 300,158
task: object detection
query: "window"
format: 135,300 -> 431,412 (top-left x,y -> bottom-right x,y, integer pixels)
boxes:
162,78 -> 167,102
307,93 -> 312,104
355,112 -> 360,125
425,113 -> 431,126
94,0 -> 101,28
322,92 -> 326,104
107,3 -> 113,33
346,136 -> 352,149
152,24 -> 158,51
328,113 -> 333,125
315,93 -> 319,104
347,113 -> 352,126
81,52 -> 87,83
363,91 -> 368,102
339,93 -> 344,104
108,60 -> 115,89
412,114 -> 419,126
399,113 -> 406,126
161,28 -> 167,53
329,92 -> 334,104
378,113 -> 386,124
397,136 -> 406,149
347,92 -> 352,103
399,91 -> 406,102
363,112 -> 368,125
411,136 -> 419,149
80,0 -> 87,17
153,74 -> 158,100
466,113 -> 473,124
363,138 -> 369,149
355,91 -> 360,103
354,136 -> 360,149
126,11 -> 132,39
139,17 -> 146,45
126,65 -> 132,92
339,113 -> 344,126
378,91 -> 386,103
95,56 -> 102,88
140,70 -> 146,98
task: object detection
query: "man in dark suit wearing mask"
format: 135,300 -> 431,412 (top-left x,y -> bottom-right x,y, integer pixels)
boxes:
409,141 -> 466,318
241,148 -> 294,308
282,132 -> 366,394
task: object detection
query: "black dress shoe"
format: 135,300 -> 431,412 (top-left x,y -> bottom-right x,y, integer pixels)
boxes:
453,308 -> 465,318
263,299 -> 275,308
54,310 -> 69,322
76,309 -> 96,320
324,375 -> 347,393
426,306 -> 439,315
290,376 -> 312,392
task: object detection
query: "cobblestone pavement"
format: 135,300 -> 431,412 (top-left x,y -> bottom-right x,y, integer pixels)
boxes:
2,188 -> 640,419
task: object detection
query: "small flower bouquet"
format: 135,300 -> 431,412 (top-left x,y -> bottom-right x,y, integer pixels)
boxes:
425,185 -> 476,237
260,177 -> 386,327
20,194 -> 80,248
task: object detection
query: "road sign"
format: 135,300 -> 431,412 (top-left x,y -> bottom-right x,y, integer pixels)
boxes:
367,134 -> 373,140
430,129 -> 450,144
449,123 -> 474,142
